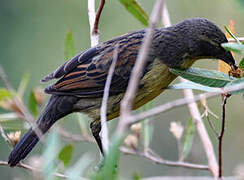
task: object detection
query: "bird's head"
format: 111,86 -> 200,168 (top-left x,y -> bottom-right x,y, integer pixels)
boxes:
180,18 -> 237,70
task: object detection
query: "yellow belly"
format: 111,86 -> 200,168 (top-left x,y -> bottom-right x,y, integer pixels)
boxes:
81,58 -> 195,121
106,58 -> 177,120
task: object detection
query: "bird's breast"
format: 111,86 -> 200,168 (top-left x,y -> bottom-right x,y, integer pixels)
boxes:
132,58 -> 177,109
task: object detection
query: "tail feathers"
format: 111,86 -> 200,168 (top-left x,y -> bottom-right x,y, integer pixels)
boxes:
8,95 -> 78,167
8,129 -> 39,167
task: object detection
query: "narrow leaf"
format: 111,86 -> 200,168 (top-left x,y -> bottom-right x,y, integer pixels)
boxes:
170,67 -> 235,88
168,81 -> 219,92
239,58 -> 244,71
17,72 -> 30,98
225,77 -> 244,94
142,101 -> 155,150
58,144 -> 74,167
182,118 -> 195,160
224,25 -> 241,44
92,135 -> 122,180
221,42 -> 244,54
28,89 -> 38,116
65,31 -> 76,60
65,153 -> 93,180
119,0 -> 149,26
0,88 -> 11,101
42,130 -> 60,180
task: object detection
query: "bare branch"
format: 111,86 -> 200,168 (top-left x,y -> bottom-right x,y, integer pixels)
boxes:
58,127 -> 94,143
127,82 -> 244,124
93,0 -> 105,34
100,44 -> 119,153
0,122 -> 11,146
161,0 -> 171,27
119,0 -> 165,135
218,94 -> 229,178
120,147 -> 209,170
182,85 -> 218,177
88,0 -> 99,46
0,161 -> 86,179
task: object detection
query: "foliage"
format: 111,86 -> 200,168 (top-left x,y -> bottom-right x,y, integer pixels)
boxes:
118,0 -> 149,26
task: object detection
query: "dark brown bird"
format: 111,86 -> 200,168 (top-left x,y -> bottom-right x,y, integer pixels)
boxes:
8,18 -> 236,167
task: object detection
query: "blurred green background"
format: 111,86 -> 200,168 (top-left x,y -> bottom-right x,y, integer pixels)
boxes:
0,0 -> 244,179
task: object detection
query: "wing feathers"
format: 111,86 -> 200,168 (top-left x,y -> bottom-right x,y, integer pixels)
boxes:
41,47 -> 98,82
43,30 -> 146,98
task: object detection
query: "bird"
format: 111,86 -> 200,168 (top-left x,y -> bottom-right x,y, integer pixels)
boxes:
8,18 -> 237,167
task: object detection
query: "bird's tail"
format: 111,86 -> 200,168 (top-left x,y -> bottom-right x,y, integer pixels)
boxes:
8,95 -> 78,167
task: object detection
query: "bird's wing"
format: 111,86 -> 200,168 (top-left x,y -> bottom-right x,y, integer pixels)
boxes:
43,31 -> 145,98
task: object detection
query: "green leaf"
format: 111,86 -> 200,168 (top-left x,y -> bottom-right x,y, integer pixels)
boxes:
58,144 -> 74,167
239,58 -> 244,70
65,153 -> 93,180
17,72 -> 30,98
42,130 -> 60,180
65,31 -> 76,60
222,42 -> 244,54
28,89 -> 38,116
0,88 -> 11,101
133,173 -> 142,180
170,67 -> 235,88
225,77 -> 244,94
168,81 -> 219,92
142,101 -> 155,150
119,0 -> 149,26
224,26 -> 242,44
92,135 -> 122,180
182,118 -> 195,160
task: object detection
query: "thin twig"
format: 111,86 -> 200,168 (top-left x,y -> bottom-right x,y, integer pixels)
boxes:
93,0 -> 105,34
218,94 -> 229,178
58,127 -> 94,143
161,1 -> 218,176
127,82 -> 244,124
88,0 -> 99,47
228,37 -> 244,42
0,65 -> 43,141
0,122 -> 11,146
0,161 -> 72,179
119,0 -> 164,135
120,147 -> 209,170
100,44 -> 119,153
205,113 -> 219,138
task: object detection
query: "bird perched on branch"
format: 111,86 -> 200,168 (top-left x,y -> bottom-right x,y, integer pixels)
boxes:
8,18 -> 237,166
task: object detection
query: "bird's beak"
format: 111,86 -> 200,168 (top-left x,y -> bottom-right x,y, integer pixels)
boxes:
219,51 -> 238,70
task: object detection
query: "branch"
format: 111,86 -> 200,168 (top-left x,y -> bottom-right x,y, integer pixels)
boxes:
228,37 -> 244,42
161,1 -> 218,176
0,161 -> 86,179
218,94 -> 229,178
100,44 -> 119,153
119,0 -> 164,135
93,0 -> 105,34
88,0 -> 99,47
120,147 -> 209,170
127,82 -> 244,124
0,122 -> 11,146
58,127 -> 94,143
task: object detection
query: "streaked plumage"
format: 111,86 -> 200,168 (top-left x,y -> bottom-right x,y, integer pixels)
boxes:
8,18 -> 236,167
